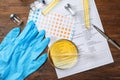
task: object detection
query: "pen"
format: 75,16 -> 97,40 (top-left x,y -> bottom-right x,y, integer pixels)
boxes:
92,24 -> 120,50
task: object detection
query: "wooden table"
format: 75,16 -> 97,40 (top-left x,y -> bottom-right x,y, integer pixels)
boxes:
0,0 -> 120,80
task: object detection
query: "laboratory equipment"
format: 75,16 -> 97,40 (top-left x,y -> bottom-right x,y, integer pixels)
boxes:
93,24 -> 120,50
48,39 -> 78,69
10,14 -> 23,26
42,0 -> 60,15
64,3 -> 76,16
83,0 -> 90,28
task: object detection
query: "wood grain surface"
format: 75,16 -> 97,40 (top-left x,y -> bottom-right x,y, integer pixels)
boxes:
0,0 -> 120,80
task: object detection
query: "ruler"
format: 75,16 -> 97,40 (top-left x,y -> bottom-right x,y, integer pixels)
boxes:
83,0 -> 90,29
42,0 -> 60,15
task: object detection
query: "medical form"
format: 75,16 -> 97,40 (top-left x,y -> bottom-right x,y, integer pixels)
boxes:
55,0 -> 113,78
27,0 -> 113,79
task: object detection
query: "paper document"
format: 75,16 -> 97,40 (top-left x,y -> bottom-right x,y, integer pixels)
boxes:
27,0 -> 113,79
27,0 -> 80,45
55,0 -> 113,79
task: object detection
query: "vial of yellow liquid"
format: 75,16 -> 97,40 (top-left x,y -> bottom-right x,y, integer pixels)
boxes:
48,39 -> 78,69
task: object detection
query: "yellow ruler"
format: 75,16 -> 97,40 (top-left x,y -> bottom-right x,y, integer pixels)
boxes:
83,0 -> 90,29
42,0 -> 60,15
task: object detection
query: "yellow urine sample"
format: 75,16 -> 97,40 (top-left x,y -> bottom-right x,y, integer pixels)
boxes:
48,39 -> 78,69
42,0 -> 60,15
83,0 -> 90,29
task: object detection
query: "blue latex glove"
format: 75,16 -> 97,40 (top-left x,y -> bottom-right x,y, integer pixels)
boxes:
0,21 -> 50,80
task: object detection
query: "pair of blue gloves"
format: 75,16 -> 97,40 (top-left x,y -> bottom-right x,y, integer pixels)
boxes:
0,21 -> 50,80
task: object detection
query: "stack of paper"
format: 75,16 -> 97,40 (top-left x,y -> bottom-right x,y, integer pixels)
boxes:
27,0 -> 113,79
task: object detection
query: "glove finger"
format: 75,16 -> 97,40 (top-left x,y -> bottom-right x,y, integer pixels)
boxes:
0,27 -> 20,47
35,53 -> 48,65
25,53 -> 48,78
17,21 -> 36,41
32,38 -> 50,60
16,27 -> 39,59
36,30 -> 45,40
29,30 -> 45,47
25,25 -> 38,43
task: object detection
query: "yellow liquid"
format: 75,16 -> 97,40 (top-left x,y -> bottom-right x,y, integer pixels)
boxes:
42,0 -> 60,15
48,39 -> 78,69
83,0 -> 90,28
